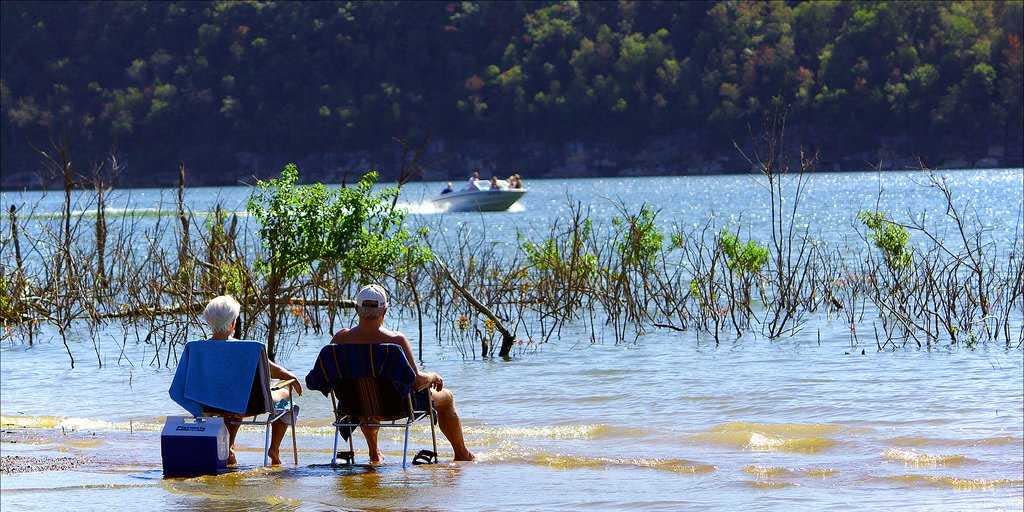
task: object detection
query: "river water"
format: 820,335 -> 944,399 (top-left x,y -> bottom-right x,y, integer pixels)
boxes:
1,169 -> 1023,511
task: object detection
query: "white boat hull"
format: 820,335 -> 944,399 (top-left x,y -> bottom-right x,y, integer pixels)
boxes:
432,189 -> 526,212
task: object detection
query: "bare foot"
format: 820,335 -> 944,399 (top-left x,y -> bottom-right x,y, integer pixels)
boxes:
227,449 -> 237,466
368,451 -> 384,465
268,448 -> 282,466
454,450 -> 475,462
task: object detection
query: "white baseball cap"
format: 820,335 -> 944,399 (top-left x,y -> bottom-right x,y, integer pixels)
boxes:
355,284 -> 389,310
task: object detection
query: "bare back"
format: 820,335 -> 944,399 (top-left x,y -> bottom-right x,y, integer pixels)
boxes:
331,325 -> 422,379
331,325 -> 404,346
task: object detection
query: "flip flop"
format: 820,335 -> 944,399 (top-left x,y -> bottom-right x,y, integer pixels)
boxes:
333,450 -> 355,465
411,449 -> 437,465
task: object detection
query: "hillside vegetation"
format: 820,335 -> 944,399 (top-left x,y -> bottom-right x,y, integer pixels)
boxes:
1,1 -> 1022,185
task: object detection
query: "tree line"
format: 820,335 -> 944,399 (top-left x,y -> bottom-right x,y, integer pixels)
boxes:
1,1 -> 1022,185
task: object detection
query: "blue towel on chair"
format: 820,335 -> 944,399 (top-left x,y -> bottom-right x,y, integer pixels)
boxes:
169,340 -> 265,416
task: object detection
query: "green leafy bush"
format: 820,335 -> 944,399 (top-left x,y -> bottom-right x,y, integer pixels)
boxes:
857,210 -> 912,270
246,163 -> 431,282
246,163 -> 431,357
615,205 -> 663,268
719,230 -> 768,275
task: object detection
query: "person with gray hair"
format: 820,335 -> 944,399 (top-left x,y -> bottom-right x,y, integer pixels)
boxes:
331,284 -> 475,462
201,295 -> 303,465
203,295 -> 242,336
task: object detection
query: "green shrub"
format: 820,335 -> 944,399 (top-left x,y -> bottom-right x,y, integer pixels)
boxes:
615,205 -> 663,268
719,230 -> 768,275
857,210 -> 912,270
246,163 -> 430,282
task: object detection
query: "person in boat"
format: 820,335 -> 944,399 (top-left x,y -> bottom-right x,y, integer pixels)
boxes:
489,176 -> 502,190
201,295 -> 303,465
506,174 -> 518,188
331,285 -> 475,462
441,182 -> 453,195
513,174 -> 524,189
466,170 -> 480,190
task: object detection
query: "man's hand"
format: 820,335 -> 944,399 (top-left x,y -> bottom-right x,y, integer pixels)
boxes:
413,372 -> 443,392
288,374 -> 303,395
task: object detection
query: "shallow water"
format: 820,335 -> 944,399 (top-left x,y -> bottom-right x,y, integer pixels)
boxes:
2,169 -> 1023,510
2,340 -> 1022,511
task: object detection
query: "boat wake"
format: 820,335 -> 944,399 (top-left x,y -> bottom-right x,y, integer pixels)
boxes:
395,200 -> 446,215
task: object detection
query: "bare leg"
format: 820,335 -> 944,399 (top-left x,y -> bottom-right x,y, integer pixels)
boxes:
225,417 -> 242,465
267,420 -> 289,465
266,387 -> 294,465
360,423 -> 383,463
430,389 -> 474,461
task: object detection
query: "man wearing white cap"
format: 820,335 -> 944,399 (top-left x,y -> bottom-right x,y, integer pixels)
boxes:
331,284 -> 475,462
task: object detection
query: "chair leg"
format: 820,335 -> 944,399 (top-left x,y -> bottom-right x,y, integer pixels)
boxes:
290,404 -> 298,465
347,433 -> 354,464
266,417 -> 274,466
429,408 -> 439,456
331,426 -> 339,466
263,419 -> 271,467
402,423 -> 410,469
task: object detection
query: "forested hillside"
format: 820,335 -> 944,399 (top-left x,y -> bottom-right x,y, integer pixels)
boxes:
1,1 -> 1022,187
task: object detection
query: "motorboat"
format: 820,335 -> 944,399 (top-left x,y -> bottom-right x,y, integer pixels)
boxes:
432,180 -> 526,212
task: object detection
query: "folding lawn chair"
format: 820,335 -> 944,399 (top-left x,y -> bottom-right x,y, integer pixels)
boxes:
305,343 -> 438,468
169,340 -> 298,466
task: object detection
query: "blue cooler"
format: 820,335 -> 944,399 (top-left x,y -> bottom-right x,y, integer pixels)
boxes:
161,416 -> 229,476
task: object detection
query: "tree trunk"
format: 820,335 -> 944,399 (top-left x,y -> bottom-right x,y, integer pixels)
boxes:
433,258 -> 515,358
177,163 -> 190,267
8,205 -> 22,274
61,158 -> 73,282
266,273 -> 281,361
408,270 -> 425,363
95,182 -> 107,287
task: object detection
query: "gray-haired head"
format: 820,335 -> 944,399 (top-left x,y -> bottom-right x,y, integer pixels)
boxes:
203,295 -> 241,335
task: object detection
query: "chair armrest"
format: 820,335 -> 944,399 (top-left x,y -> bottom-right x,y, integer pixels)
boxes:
271,378 -> 296,391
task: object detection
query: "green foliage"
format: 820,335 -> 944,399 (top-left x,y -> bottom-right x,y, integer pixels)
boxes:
858,210 -> 912,270
521,237 -> 597,277
0,1 -> 1021,173
217,261 -> 247,297
688,277 -> 715,308
520,214 -> 597,285
718,230 -> 768,275
0,273 -> 15,320
245,163 -> 430,282
689,278 -> 701,298
615,205 -> 663,268
521,237 -> 559,272
670,232 -> 685,250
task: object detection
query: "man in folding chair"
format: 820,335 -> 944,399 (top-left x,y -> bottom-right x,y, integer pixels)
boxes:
189,295 -> 303,465
330,284 -> 475,463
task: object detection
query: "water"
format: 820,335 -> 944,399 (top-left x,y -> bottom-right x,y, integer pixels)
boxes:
2,169 -> 1023,510
6,168 -> 1023,246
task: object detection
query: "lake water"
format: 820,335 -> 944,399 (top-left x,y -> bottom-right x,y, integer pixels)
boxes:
2,169 -> 1023,511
